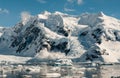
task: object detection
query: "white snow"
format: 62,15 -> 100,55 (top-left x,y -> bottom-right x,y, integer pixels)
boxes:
0,11 -> 120,63
100,40 -> 120,62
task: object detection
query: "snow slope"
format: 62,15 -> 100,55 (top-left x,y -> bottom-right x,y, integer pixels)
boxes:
0,55 -> 31,64
0,11 -> 120,63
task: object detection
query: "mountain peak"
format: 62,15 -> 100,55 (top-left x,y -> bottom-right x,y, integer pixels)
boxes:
0,11 -> 120,63
98,11 -> 105,17
54,11 -> 68,16
41,11 -> 51,15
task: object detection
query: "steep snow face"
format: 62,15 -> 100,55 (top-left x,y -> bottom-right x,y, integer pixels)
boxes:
0,11 -> 120,63
77,12 -> 120,62
78,12 -> 105,27
38,11 -> 70,37
9,12 -> 71,57
0,27 -> 15,55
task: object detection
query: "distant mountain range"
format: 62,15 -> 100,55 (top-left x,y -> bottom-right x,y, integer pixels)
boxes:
0,11 -> 120,63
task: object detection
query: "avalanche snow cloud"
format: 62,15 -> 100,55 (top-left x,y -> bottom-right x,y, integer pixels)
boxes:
0,11 -> 120,63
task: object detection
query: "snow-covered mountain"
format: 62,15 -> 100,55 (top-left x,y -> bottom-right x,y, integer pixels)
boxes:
0,11 -> 120,63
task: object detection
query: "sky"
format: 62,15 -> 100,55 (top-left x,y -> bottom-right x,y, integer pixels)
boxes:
0,0 -> 120,27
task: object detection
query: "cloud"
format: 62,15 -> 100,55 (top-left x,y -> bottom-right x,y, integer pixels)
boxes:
77,0 -> 83,5
64,0 -> 76,12
20,11 -> 31,25
64,8 -> 75,12
67,0 -> 83,5
0,8 -> 9,14
37,0 -> 46,3
64,0 -> 83,12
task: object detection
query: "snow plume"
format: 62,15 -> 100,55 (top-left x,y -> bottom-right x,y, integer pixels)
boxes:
21,11 -> 31,25
34,48 -> 65,60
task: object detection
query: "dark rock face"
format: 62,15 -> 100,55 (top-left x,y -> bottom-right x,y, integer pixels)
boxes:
11,36 -> 22,47
86,54 -> 99,61
16,42 -> 27,53
11,23 -> 43,53
114,31 -> 120,41
14,23 -> 24,33
80,31 -> 88,36
11,21 -> 70,55
50,41 -> 67,51
50,40 -> 70,55
91,28 -> 103,44
58,27 -> 69,37
85,49 -> 101,61
79,28 -> 105,61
